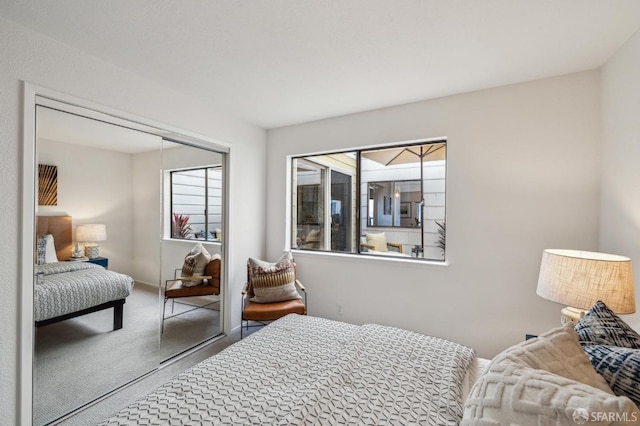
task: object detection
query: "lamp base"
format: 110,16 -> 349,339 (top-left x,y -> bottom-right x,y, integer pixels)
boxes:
85,244 -> 100,259
560,306 -> 587,325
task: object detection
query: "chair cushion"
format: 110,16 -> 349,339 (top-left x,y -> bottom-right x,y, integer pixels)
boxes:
248,252 -> 301,303
181,243 -> 211,287
365,232 -> 388,252
166,280 -> 219,298
242,299 -> 305,321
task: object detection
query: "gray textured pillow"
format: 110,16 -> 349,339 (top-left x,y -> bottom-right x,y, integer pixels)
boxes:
248,252 -> 301,303
462,325 -> 640,425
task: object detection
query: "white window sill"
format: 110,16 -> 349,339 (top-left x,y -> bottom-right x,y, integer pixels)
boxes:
163,238 -> 222,245
290,249 -> 449,269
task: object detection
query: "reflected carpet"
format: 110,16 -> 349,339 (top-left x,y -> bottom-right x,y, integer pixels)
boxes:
33,282 -> 221,425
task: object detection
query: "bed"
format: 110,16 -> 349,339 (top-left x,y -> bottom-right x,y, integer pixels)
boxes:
103,314 -> 485,425
35,215 -> 135,329
103,303 -> 640,425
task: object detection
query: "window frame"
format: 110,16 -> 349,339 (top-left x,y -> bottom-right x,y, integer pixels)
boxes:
289,138 -> 447,262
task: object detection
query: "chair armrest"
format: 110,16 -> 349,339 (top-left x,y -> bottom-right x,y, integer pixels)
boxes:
360,243 -> 375,251
176,275 -> 212,281
387,242 -> 403,253
295,280 -> 307,311
241,282 -> 251,311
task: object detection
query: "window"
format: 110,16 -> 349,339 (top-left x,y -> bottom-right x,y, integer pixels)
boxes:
170,166 -> 223,241
291,140 -> 446,261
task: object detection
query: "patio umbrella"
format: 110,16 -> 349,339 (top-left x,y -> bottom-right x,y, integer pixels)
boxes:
361,142 -> 446,250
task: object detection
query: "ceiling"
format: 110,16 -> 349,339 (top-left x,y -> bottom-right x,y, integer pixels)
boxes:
3,1 -> 640,129
36,106 -> 163,154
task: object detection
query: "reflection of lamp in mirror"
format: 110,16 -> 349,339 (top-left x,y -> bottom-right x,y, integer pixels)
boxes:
76,224 -> 107,259
536,249 -> 635,324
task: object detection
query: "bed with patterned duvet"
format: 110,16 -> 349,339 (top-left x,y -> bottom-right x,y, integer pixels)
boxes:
34,261 -> 134,329
102,314 -> 480,425
103,298 -> 640,425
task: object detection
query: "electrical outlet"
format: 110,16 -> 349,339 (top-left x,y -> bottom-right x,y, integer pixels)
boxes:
336,304 -> 343,315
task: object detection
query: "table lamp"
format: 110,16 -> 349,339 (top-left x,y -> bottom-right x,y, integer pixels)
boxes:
536,249 -> 635,324
76,224 -> 107,259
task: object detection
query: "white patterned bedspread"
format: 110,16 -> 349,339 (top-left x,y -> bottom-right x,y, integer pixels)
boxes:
34,262 -> 134,322
103,314 -> 475,425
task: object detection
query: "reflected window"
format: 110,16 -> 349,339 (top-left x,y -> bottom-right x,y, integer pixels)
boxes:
170,166 -> 222,241
290,140 -> 446,261
292,159 -> 327,250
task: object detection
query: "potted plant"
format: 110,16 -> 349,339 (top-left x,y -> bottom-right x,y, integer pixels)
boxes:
172,213 -> 193,239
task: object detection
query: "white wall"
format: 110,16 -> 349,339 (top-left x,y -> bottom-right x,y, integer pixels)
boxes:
267,71 -> 602,358
38,139 -> 135,275
0,16 -> 266,424
600,29 -> 640,330
132,148 -> 163,285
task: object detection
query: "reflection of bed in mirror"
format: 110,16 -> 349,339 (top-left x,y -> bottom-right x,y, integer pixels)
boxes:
35,215 -> 134,330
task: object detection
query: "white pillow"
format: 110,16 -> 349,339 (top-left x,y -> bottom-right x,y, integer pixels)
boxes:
45,234 -> 58,263
365,232 -> 388,252
461,325 -> 639,424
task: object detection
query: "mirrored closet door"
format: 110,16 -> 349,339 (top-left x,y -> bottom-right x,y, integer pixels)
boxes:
160,140 -> 225,360
32,100 -> 227,425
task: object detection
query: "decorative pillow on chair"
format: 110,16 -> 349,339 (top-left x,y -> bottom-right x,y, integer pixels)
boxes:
181,243 -> 211,287
461,325 -> 640,424
582,345 -> 640,407
248,251 -> 301,303
575,301 -> 640,349
365,232 -> 388,252
37,234 -> 58,265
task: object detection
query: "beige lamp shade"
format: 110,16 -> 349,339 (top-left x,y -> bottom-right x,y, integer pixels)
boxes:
75,224 -> 107,259
536,249 -> 636,314
75,224 -> 107,242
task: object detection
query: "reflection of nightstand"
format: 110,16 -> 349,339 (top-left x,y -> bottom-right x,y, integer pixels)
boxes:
88,257 -> 108,269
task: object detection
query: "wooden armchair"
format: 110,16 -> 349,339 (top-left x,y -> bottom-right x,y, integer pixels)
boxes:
241,263 -> 306,338
361,232 -> 404,253
162,257 -> 221,332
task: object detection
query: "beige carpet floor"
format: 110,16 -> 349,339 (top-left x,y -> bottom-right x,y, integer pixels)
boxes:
33,282 -> 222,425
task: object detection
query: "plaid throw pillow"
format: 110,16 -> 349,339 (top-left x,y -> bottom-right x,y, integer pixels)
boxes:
248,252 -> 301,303
575,301 -> 640,349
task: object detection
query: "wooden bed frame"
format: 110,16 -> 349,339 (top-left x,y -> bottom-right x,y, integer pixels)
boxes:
35,215 -> 125,330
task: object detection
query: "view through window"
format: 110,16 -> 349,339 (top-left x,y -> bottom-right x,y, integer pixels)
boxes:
170,166 -> 223,241
291,140 -> 446,261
